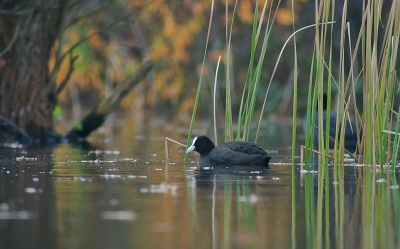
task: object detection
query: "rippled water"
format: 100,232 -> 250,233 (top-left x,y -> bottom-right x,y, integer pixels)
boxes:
1,116 -> 399,249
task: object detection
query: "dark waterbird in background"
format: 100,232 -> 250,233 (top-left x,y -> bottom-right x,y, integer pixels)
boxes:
303,94 -> 362,153
186,136 -> 271,167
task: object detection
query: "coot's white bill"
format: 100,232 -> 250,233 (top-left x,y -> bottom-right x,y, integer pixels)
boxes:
186,137 -> 197,153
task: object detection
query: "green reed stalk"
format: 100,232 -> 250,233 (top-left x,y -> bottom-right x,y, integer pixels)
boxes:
188,0 -> 285,149
312,1 -> 335,248
236,180 -> 257,234
290,0 -> 298,244
363,0 -> 399,166
235,0 -> 259,141
185,0 -> 215,163
362,165 -> 375,249
324,166 -> 331,249
375,182 -> 390,249
291,0 -> 298,165
305,0 -> 399,166
301,0 -> 332,165
390,173 -> 400,246
362,1 -> 373,165
322,9 -> 334,247
301,4 -> 400,247
236,180 -> 243,228
224,0 -> 238,142
315,0 -> 331,165
212,176 -> 217,249
316,167 -> 325,249
304,172 -> 316,249
391,110 -> 400,170
378,20 -> 396,165
334,0 -> 349,165
303,57 -> 316,166
223,180 -> 232,249
291,164 -> 296,249
186,172 -> 199,245
333,164 -> 345,249
332,4 -> 348,241
238,181 -> 256,232
384,108 -> 400,171
257,20 -> 328,144
363,0 -> 379,166
238,0 -> 280,141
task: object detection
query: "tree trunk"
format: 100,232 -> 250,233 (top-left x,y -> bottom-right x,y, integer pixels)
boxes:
0,1 -> 68,142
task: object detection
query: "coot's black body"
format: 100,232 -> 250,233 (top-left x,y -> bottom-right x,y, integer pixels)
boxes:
186,136 -> 271,167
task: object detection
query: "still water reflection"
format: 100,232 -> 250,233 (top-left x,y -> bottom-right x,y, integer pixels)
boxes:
0,115 -> 399,249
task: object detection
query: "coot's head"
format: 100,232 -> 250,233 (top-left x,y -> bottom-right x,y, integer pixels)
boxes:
186,136 -> 216,155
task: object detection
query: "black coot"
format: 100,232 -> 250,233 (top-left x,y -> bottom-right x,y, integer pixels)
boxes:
303,94 -> 362,153
186,136 -> 271,167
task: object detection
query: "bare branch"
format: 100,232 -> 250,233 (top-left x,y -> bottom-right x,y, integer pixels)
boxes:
66,2 -> 112,27
0,24 -> 20,57
0,1 -> 30,15
48,12 -> 133,94
63,12 -> 133,58
56,52 -> 78,96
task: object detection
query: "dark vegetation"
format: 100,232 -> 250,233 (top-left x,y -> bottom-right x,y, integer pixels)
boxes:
0,1 -> 153,144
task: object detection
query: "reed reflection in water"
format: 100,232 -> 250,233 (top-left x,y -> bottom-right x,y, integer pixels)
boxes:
0,116 -> 399,249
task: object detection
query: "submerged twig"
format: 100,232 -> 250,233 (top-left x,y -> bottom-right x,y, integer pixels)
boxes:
165,137 -> 186,147
313,125 -> 357,160
301,144 -> 335,161
165,137 -> 187,164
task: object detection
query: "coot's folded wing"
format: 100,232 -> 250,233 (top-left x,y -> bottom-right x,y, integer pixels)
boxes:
208,142 -> 270,166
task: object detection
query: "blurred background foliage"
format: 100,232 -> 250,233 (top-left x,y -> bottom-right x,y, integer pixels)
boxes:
52,0 -> 389,125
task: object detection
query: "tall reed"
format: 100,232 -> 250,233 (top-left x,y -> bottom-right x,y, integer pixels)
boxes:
184,0 -> 215,164
300,0 -> 399,248
301,0 -> 399,166
186,0 -> 282,154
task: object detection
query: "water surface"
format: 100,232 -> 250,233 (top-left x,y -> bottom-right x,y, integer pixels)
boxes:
1,116 -> 399,249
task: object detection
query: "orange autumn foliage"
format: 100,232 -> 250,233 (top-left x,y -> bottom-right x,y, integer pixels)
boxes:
52,0 -> 307,116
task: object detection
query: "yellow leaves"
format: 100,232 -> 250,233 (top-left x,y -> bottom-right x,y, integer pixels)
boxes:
67,30 -> 80,44
276,8 -> 295,26
168,72 -> 184,105
52,0 -> 307,113
193,0 -> 210,15
179,98 -> 195,114
238,1 -> 254,24
55,55 -> 70,85
88,33 -> 105,49
169,19 -> 202,62
162,9 -> 176,38
149,0 -> 166,13
154,67 -> 184,105
210,50 -> 227,64
149,43 -> 170,61
129,0 -> 145,9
